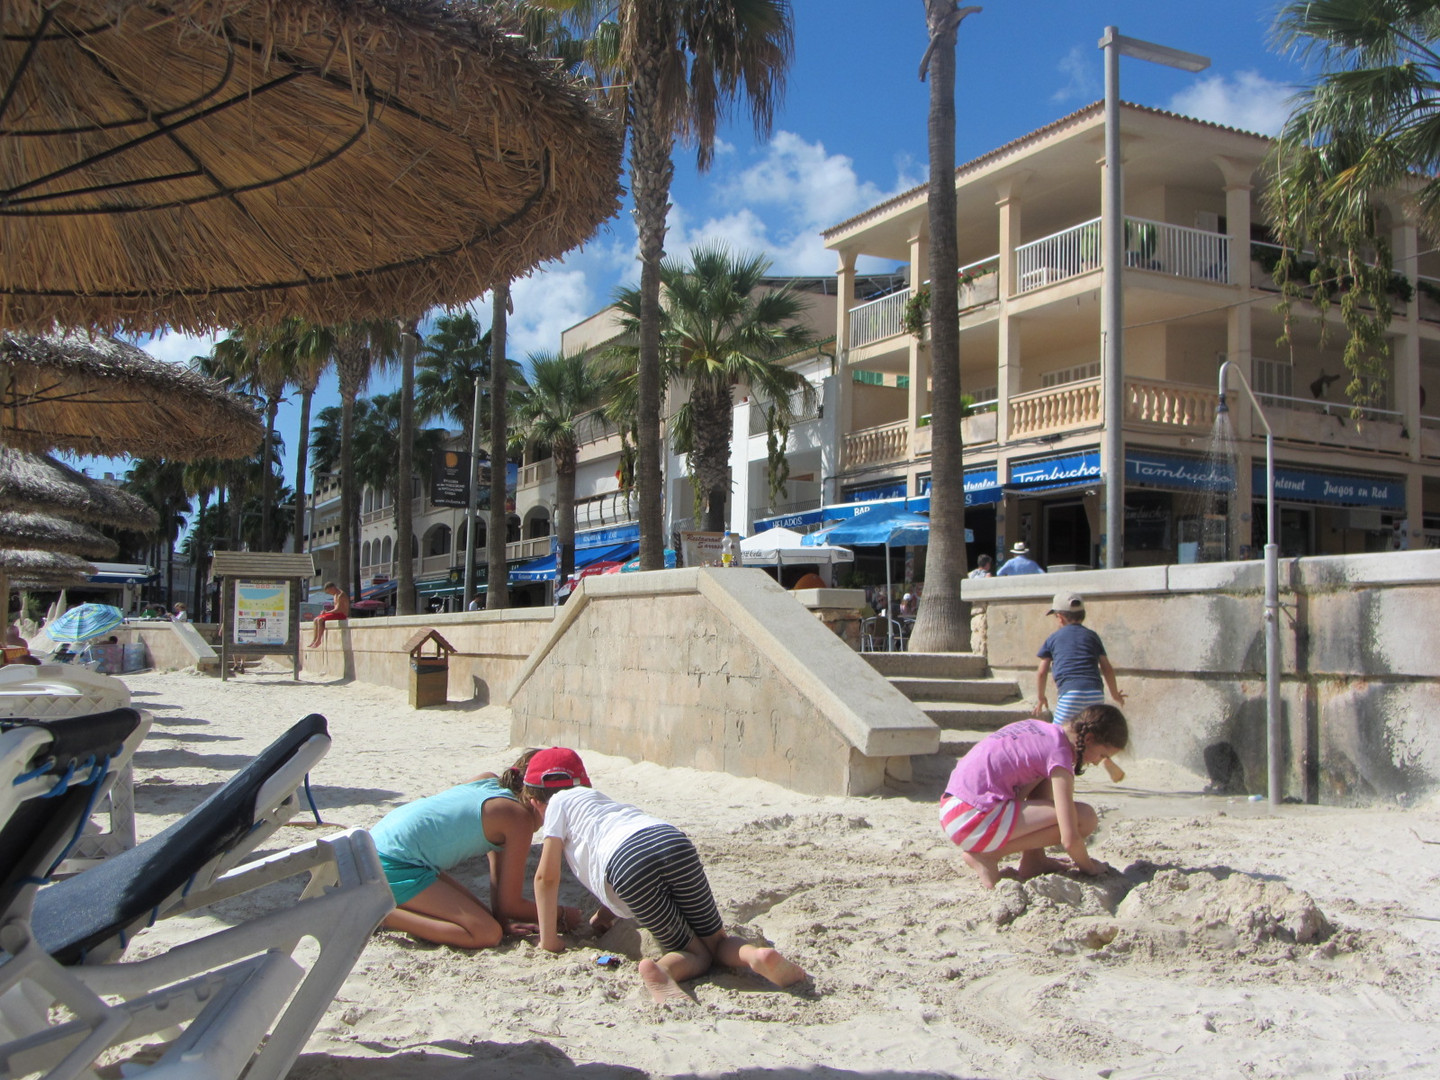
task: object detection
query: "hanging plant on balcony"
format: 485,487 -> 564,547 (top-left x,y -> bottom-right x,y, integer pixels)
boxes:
903,287 -> 931,339
765,403 -> 791,506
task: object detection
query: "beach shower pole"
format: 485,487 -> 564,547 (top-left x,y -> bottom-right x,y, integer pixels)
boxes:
1217,361 -> 1281,808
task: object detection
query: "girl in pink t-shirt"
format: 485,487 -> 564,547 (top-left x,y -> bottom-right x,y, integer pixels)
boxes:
939,705 -> 1128,889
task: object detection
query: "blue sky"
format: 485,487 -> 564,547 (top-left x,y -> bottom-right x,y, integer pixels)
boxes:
96,0 -> 1310,508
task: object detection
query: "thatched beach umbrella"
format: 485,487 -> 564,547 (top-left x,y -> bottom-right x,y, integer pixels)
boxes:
1,331 -> 263,460
0,512 -> 119,560
0,550 -> 97,590
0,0 -> 624,335
0,447 -> 157,532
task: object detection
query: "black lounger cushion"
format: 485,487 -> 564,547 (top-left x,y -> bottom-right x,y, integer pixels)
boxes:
32,713 -> 328,965
0,709 -> 144,918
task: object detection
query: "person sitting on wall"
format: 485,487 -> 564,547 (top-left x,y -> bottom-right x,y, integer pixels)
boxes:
307,582 -> 350,649
995,542 -> 1045,576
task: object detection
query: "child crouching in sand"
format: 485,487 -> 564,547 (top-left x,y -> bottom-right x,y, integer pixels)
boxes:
940,705 -> 1128,889
528,748 -> 806,1003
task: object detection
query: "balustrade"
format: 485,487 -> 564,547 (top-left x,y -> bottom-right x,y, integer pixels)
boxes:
1008,380 -> 1101,437
848,288 -> 909,349
843,420 -> 910,470
1125,379 -> 1219,428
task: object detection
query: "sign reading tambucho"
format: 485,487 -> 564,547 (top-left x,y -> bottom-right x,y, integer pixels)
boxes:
431,451 -> 471,508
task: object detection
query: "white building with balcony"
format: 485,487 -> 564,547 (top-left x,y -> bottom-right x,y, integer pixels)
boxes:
820,102 -> 1440,568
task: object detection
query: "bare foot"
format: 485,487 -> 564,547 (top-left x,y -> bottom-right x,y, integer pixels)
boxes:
590,909 -> 615,934
638,958 -> 692,1005
1016,853 -> 1071,880
961,850 -> 1003,890
748,947 -> 806,988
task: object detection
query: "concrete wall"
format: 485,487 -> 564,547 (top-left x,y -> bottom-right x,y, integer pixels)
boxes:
963,550 -> 1440,805
507,568 -> 938,796
306,608 -> 555,705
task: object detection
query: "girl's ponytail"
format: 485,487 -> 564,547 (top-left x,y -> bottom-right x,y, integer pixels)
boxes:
1072,704 -> 1129,775
499,748 -> 541,795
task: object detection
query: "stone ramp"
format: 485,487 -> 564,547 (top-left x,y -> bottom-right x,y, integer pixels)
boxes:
865,651 -> 1029,786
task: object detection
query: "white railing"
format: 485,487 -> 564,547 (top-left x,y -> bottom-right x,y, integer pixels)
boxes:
1016,218 -> 1100,293
505,536 -> 552,562
842,420 -> 910,469
848,287 -> 910,349
1128,217 -> 1229,283
1251,390 -> 1402,421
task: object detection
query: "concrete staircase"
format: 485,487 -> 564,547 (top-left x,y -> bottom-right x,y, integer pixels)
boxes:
864,651 -> 1029,785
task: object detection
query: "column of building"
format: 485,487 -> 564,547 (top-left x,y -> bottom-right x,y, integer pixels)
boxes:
994,177 -> 1025,551
906,225 -> 929,497
1219,157 -> 1257,557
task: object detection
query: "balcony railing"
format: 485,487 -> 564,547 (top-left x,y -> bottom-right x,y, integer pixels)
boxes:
1016,219 -> 1100,293
843,419 -> 910,470
1015,217 -> 1230,295
1009,378 -> 1102,437
1125,379 -> 1220,429
505,536 -> 552,562
519,458 -> 554,489
848,287 -> 910,349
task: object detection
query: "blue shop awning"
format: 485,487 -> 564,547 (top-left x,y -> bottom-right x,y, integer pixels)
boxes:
511,542 -> 639,583
361,580 -> 398,600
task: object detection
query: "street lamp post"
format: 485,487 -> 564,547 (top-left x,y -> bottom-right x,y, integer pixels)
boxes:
1100,27 -> 1209,569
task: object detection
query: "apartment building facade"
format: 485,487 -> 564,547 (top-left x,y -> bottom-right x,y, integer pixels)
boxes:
814,102 -> 1440,569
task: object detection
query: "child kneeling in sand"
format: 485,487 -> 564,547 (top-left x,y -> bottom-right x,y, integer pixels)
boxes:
530,748 -> 806,1003
940,705 -> 1128,889
370,748 -> 583,948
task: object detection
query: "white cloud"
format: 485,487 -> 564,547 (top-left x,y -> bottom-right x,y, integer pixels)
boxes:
1168,71 -> 1293,136
135,329 -> 224,367
1052,44 -> 1099,105
505,269 -> 594,360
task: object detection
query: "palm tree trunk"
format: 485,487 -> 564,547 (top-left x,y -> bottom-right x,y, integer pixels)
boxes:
909,1 -> 977,655
557,450 -> 578,583
486,284 -> 511,610
339,390 -> 356,598
293,385 -> 314,553
692,379 -> 734,533
629,40 -> 676,571
192,491 -> 208,620
260,397 -> 278,550
397,326 -> 418,615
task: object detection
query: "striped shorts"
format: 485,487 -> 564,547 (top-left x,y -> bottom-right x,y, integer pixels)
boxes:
1052,687 -> 1106,725
606,824 -> 724,953
939,794 -> 1017,853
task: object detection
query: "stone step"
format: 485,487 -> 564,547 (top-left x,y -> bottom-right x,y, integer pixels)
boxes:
913,700 -> 1032,731
864,651 -> 988,679
906,731 -> 998,787
890,677 -> 1020,704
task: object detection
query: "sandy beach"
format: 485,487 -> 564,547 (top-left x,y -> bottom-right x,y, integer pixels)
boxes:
110,667 -> 1439,1080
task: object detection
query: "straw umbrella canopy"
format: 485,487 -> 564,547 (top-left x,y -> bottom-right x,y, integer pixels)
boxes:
0,447 -> 156,531
0,0 -> 624,335
0,550 -> 97,589
1,331 -> 263,459
0,511 -> 118,560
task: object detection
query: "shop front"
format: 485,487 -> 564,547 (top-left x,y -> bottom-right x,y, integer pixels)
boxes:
1256,464 -> 1406,557
1123,448 -> 1235,566
1004,450 -> 1102,570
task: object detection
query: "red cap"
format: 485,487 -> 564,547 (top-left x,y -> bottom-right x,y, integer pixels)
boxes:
524,747 -> 590,789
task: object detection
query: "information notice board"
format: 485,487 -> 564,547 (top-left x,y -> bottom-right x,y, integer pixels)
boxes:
234,580 -> 290,646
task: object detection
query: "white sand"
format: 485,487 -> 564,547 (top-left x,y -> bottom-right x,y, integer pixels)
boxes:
110,667 -> 1440,1080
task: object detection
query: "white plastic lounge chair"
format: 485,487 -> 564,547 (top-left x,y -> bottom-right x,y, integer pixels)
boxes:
0,713 -> 394,1080
0,665 -> 146,871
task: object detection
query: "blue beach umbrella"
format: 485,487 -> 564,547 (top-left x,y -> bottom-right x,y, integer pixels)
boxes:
805,509 -> 931,651
45,602 -> 124,643
620,549 -> 676,572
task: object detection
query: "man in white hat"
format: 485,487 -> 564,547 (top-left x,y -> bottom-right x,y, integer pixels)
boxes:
995,540 -> 1044,576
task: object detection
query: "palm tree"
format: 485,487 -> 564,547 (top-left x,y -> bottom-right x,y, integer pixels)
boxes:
398,321 -> 420,616
908,1 -> 980,655
416,311 -> 493,448
276,320 -> 336,555
539,0 -> 795,569
1264,0 -> 1439,409
123,458 -> 188,607
331,321 -> 404,599
612,243 -> 814,532
211,328 -> 293,551
182,457 -> 227,619
511,351 -> 609,582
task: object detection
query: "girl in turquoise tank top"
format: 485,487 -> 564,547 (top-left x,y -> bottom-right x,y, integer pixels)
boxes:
371,748 -> 583,948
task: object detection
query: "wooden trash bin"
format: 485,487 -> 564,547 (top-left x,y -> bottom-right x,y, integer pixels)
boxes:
405,629 -> 456,709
